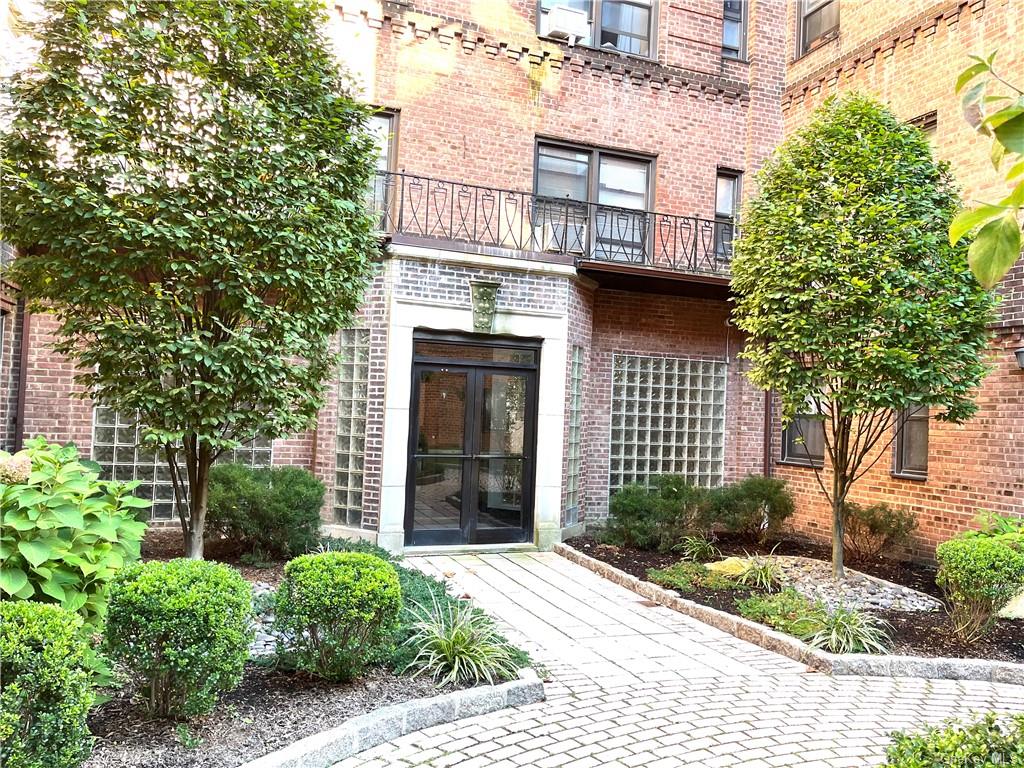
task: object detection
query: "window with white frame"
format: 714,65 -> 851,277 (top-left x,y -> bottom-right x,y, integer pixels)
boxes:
91,407 -> 273,522
609,354 -> 726,490
564,345 -> 584,523
334,328 -> 371,526
715,169 -> 741,261
539,0 -> 655,57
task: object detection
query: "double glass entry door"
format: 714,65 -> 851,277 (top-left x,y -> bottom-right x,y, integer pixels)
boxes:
406,339 -> 538,546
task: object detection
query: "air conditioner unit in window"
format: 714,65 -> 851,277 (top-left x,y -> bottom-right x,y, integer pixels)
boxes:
534,221 -> 588,254
544,6 -> 590,46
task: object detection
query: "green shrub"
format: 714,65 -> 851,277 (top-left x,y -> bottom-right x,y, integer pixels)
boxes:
733,554 -> 782,592
206,464 -> 325,560
736,589 -> 826,637
0,602 -> 94,768
704,476 -> 793,542
883,713 -> 1024,768
647,561 -> 738,593
842,502 -> 918,561
603,479 -> 709,551
936,535 -> 1024,643
104,559 -> 253,719
0,438 -> 148,624
316,535 -> 397,562
403,596 -> 522,686
804,606 -> 892,654
275,551 -> 401,681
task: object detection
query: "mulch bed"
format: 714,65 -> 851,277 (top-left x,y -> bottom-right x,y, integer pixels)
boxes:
142,528 -> 287,586
84,664 -> 450,768
566,534 -> 1024,664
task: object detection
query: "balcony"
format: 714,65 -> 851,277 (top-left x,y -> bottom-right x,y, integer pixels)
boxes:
373,171 -> 734,297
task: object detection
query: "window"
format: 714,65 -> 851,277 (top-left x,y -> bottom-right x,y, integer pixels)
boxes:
91,407 -> 272,522
564,345 -> 584,523
907,111 -> 938,134
799,0 -> 838,55
335,328 -> 370,527
722,1 -> 746,59
781,415 -> 825,467
369,111 -> 396,222
610,355 -> 727,491
894,406 -> 928,479
539,1 -> 654,57
534,140 -> 652,260
715,169 -> 741,260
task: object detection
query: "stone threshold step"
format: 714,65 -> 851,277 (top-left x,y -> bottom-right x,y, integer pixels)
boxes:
404,542 -> 540,557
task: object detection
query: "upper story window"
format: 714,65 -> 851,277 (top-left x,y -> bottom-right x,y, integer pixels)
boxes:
893,406 -> 928,479
539,0 -> 655,58
715,169 -> 741,260
534,140 -> 652,259
782,414 -> 825,468
722,1 -> 746,59
799,0 -> 838,55
369,111 -> 397,219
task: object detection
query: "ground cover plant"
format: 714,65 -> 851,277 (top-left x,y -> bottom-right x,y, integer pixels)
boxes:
883,713 -> 1024,767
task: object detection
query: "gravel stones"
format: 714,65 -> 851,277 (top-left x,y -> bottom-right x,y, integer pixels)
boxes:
774,556 -> 943,613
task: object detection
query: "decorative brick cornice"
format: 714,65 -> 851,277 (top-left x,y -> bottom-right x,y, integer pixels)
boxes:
335,2 -> 750,105
782,0 -> 984,112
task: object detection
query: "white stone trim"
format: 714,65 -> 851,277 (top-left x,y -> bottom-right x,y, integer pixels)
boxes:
387,242 -> 579,277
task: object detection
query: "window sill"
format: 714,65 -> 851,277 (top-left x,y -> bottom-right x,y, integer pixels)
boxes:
792,30 -> 839,63
891,470 -> 928,482
722,53 -> 750,65
777,458 -> 824,470
537,35 -> 659,65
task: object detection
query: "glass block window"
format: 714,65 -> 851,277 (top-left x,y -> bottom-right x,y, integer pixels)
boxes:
564,345 -> 584,524
609,354 -> 727,491
335,328 -> 370,526
91,407 -> 273,522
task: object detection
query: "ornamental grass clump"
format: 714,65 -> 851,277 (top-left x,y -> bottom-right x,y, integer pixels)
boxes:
104,559 -> 253,719
0,602 -> 94,768
275,551 -> 402,681
403,596 -> 522,686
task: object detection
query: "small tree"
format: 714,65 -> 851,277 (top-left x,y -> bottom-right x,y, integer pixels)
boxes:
1,0 -> 381,558
732,95 -> 996,578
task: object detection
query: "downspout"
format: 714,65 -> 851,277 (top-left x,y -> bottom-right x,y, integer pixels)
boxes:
14,299 -> 29,451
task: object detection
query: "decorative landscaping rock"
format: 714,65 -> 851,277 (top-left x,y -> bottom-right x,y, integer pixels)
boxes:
774,556 -> 943,613
250,581 -> 289,658
998,588 -> 1024,620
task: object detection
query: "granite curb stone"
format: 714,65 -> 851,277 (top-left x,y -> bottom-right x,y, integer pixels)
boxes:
238,668 -> 545,768
553,542 -> 1024,685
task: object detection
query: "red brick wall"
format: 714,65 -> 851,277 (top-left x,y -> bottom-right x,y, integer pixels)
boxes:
0,277 -> 23,452
778,0 -> 1024,556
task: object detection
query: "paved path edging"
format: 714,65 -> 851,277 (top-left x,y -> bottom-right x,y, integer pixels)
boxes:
554,542 -> 1024,686
238,669 -> 545,768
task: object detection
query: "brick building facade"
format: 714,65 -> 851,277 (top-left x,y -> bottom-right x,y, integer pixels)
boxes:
3,0 -> 1020,557
776,0 -> 1024,557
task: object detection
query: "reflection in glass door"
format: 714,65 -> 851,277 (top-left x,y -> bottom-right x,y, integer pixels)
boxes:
406,336 -> 539,546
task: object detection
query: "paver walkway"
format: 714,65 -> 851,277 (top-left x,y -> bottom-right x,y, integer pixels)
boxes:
335,552 -> 1024,768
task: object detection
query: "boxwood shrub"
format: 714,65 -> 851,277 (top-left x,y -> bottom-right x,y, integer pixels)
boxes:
883,713 -> 1024,767
936,535 -> 1024,643
0,601 -> 94,768
275,551 -> 402,681
104,559 -> 253,719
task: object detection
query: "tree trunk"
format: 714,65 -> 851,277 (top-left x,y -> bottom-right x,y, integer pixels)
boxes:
831,494 -> 845,580
185,444 -> 213,560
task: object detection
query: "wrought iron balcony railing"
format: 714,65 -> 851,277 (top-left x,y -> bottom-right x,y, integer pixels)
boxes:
372,171 -> 733,277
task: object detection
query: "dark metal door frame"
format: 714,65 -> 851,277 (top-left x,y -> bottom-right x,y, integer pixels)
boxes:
404,332 -> 540,547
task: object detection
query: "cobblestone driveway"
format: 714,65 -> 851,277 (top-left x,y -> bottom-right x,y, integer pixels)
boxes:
335,552 -> 1024,768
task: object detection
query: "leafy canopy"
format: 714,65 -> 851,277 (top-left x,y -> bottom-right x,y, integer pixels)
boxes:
733,94 -> 995,428
1,0 -> 380,457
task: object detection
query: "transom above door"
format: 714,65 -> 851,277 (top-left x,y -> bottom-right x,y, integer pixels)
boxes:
405,333 -> 540,547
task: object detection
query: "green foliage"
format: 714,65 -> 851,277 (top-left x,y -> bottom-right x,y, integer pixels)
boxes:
883,713 -> 1024,768
733,554 -> 782,592
0,438 -> 148,623
705,476 -> 794,542
842,502 -> 919,561
952,53 -> 1024,288
206,464 -> 325,560
275,552 -> 402,681
316,536 -> 397,562
936,535 -> 1024,643
0,0 -> 381,557
647,561 -> 739,594
0,602 -> 94,768
736,589 -> 826,638
732,94 -> 995,577
104,559 -> 253,719
672,535 -> 721,563
804,606 -> 892,654
603,479 -> 709,551
403,596 -> 522,686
